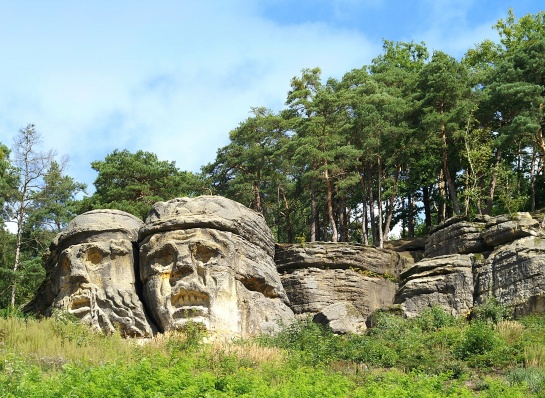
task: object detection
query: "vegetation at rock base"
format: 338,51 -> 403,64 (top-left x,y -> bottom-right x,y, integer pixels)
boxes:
3,308 -> 545,396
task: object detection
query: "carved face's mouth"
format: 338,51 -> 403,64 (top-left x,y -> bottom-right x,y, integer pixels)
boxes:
67,289 -> 93,317
171,289 -> 210,321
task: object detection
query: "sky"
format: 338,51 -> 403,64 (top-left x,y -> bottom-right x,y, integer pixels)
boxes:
0,0 -> 543,194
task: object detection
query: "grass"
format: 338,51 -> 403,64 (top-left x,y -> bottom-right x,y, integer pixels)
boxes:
2,307 -> 545,396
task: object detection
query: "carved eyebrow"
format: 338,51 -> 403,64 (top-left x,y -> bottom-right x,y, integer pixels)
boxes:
144,243 -> 178,260
77,244 -> 110,257
110,240 -> 131,255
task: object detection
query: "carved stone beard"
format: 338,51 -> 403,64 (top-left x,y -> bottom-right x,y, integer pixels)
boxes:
52,236 -> 153,337
55,283 -> 151,337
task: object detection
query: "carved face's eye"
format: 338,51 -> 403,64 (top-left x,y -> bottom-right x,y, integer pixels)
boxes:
59,255 -> 71,277
151,247 -> 176,270
84,247 -> 108,267
192,243 -> 220,263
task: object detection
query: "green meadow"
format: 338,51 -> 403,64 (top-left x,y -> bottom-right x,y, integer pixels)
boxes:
3,305 -> 545,397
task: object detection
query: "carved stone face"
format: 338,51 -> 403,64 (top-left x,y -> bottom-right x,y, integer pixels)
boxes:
56,235 -> 132,314
140,229 -> 242,334
52,232 -> 152,336
43,210 -> 154,337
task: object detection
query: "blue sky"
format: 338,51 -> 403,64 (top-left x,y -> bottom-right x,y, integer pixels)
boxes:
0,1 -> 543,193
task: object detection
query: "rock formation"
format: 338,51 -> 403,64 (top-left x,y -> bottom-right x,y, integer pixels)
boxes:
395,254 -> 476,318
139,196 -> 294,337
25,197 -> 294,339
24,209 -> 154,337
25,196 -> 545,337
396,212 -> 545,319
424,217 -> 489,258
275,242 -> 407,333
475,236 -> 545,316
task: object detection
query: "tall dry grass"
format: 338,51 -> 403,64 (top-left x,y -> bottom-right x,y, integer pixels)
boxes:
496,320 -> 525,344
524,344 -> 545,369
0,316 -> 136,370
0,316 -> 286,373
206,338 -> 286,368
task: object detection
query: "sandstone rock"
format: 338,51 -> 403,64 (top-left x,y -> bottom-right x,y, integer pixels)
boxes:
425,218 -> 489,258
24,209 -> 154,338
276,243 -> 400,332
474,236 -> 545,316
395,254 -> 478,318
313,302 -> 367,334
383,237 -> 426,265
481,213 -> 540,247
139,196 -> 294,337
275,242 -> 406,276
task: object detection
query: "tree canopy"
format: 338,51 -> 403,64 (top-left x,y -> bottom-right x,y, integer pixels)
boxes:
203,9 -> 545,245
83,149 -> 203,220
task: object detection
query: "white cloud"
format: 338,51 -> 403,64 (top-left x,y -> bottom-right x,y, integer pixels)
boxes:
0,1 -> 378,191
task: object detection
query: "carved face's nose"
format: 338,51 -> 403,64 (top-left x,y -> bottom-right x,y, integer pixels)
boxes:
64,249 -> 90,283
172,246 -> 196,277
69,261 -> 90,283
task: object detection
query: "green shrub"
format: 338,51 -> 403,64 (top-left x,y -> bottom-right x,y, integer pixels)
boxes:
366,311 -> 409,339
455,321 -> 500,358
414,306 -> 459,331
472,298 -> 511,324
258,317 -> 341,366
340,336 -> 398,368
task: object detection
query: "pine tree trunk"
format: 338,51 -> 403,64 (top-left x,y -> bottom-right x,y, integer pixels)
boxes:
442,127 -> 460,216
377,156 -> 384,249
530,150 -> 537,212
325,167 -> 338,242
310,184 -> 317,242
485,148 -> 502,215
408,194 -> 415,238
423,186 -> 432,231
279,187 -> 293,243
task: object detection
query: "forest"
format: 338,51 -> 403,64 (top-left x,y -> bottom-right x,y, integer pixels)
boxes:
1,9 -> 544,311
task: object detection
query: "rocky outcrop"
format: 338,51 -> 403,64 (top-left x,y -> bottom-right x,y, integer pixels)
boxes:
396,212 -> 545,319
475,236 -> 545,316
395,254 -> 478,318
25,198 -> 545,337
481,213 -> 540,247
276,243 -> 403,333
424,217 -> 489,258
26,197 -> 294,339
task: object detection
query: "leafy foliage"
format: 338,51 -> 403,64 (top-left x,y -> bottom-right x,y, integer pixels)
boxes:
199,9 -> 545,244
83,149 -> 203,219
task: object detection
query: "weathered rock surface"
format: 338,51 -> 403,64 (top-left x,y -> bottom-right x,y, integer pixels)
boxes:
398,212 -> 545,320
139,197 -> 294,337
313,302 -> 366,334
395,254 -> 478,318
425,217 -> 489,258
25,199 -> 545,337
275,242 -> 407,275
24,209 -> 154,337
475,236 -> 545,316
481,213 -> 540,247
140,196 -> 275,257
276,243 -> 401,332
